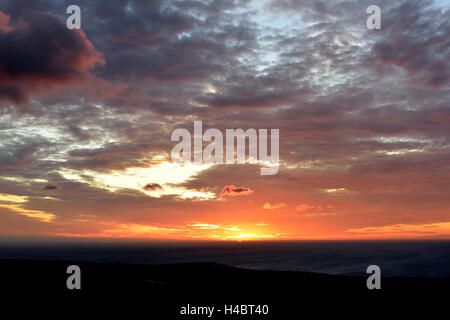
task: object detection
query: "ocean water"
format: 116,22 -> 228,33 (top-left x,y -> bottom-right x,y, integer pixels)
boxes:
0,240 -> 449,277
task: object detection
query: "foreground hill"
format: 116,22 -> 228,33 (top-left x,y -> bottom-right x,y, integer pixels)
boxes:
1,259 -> 447,318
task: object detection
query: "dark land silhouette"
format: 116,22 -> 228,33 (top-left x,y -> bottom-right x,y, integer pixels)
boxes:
1,258 -> 447,318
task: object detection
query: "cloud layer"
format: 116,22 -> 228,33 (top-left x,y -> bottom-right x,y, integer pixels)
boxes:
0,0 -> 448,240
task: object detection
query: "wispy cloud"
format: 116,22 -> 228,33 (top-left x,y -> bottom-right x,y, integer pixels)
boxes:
347,222 -> 450,238
0,193 -> 56,222
263,202 -> 287,210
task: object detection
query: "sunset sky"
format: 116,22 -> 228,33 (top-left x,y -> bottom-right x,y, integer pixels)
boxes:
0,0 -> 449,241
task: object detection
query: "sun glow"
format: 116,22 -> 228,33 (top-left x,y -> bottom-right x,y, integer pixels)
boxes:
58,159 -> 215,199
55,221 -> 281,241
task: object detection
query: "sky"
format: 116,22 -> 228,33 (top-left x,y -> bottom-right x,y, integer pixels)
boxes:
0,0 -> 449,241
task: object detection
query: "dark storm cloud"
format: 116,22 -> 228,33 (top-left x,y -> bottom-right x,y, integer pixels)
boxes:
100,37 -> 228,82
370,1 -> 450,88
0,10 -> 103,104
269,0 -> 350,20
0,0 -> 261,115
198,88 -> 293,109
66,142 -> 162,171
94,24 -> 257,86
0,137 -> 41,171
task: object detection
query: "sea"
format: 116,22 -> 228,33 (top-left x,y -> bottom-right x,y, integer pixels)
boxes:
0,240 -> 449,277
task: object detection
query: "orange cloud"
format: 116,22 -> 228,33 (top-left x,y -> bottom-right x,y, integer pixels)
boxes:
187,223 -> 221,230
347,222 -> 450,238
0,193 -> 56,222
294,204 -> 335,212
0,11 -> 12,32
294,204 -> 316,212
263,202 -> 287,210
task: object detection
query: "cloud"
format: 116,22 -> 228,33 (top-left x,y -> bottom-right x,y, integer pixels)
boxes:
263,202 -> 287,210
197,88 -> 294,109
219,185 -> 254,197
320,188 -> 354,195
0,11 -> 104,104
295,204 -> 335,213
0,137 -> 40,172
0,11 -> 11,32
143,183 -> 163,191
187,223 -> 221,230
294,204 -> 317,212
43,183 -> 59,190
0,193 -> 56,222
370,1 -> 450,89
347,221 -> 450,238
0,0 -> 448,240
